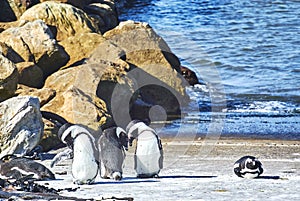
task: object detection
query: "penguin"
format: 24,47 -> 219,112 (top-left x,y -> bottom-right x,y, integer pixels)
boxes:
234,156 -> 263,179
57,123 -> 99,185
0,155 -> 55,181
126,120 -> 163,178
98,127 -> 128,180
50,123 -> 75,168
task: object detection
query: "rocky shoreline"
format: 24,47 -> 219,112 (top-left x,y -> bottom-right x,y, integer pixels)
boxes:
0,0 -> 200,155
2,1 -> 298,201
0,1 -> 202,199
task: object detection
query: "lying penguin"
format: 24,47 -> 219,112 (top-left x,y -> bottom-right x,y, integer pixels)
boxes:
98,127 -> 128,180
55,123 -> 99,185
126,120 -> 163,178
0,155 -> 55,181
234,156 -> 263,179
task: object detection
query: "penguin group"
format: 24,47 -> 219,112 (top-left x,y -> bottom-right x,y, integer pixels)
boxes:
50,119 -> 164,185
0,110 -> 267,187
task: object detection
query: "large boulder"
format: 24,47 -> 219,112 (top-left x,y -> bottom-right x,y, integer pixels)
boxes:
0,54 -> 19,102
15,85 -> 56,107
103,21 -> 189,119
84,2 -> 119,33
0,42 -> 23,63
0,96 -> 43,158
42,64 -> 114,131
40,0 -> 92,10
59,33 -> 107,68
20,1 -> 100,41
0,0 -> 35,22
16,62 -> 44,88
0,20 -> 69,78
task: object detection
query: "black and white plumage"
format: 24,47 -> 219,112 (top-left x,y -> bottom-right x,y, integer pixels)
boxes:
98,127 -> 128,180
50,123 -> 75,168
126,120 -> 163,178
0,156 -> 55,181
56,124 -> 99,185
234,156 -> 263,179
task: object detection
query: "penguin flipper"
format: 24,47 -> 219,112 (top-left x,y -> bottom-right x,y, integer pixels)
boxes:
134,154 -> 137,170
51,148 -> 73,168
159,149 -> 163,169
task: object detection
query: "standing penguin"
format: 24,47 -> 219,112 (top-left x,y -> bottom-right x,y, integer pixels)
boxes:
98,127 -> 128,180
234,156 -> 263,179
57,123 -> 99,185
126,120 -> 163,178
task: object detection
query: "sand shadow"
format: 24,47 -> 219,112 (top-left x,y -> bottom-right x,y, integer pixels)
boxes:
94,178 -> 159,185
256,176 -> 281,180
159,175 -> 217,179
94,175 -> 217,185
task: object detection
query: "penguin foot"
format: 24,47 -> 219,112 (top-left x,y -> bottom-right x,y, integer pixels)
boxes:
112,172 -> 122,180
137,174 -> 157,178
73,179 -> 94,185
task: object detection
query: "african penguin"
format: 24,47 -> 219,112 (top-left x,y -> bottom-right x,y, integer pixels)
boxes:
126,120 -> 163,178
0,155 -> 55,181
234,156 -> 263,179
98,127 -> 128,180
57,124 -> 99,185
50,123 -> 75,168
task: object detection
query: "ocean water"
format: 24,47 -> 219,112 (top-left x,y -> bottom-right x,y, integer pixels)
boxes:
117,0 -> 300,140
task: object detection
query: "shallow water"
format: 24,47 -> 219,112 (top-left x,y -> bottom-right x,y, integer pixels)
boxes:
117,0 -> 300,140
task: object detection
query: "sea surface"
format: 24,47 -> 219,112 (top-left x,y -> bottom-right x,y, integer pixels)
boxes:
117,0 -> 300,140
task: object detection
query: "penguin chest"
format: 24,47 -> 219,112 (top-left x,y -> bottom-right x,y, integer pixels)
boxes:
135,135 -> 161,175
72,135 -> 98,183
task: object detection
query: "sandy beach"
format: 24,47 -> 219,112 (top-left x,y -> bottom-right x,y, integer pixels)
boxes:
22,137 -> 299,201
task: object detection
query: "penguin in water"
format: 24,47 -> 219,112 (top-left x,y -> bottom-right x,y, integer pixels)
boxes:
126,120 -> 163,178
57,123 -> 99,185
234,156 -> 263,179
98,127 -> 128,180
0,155 -> 55,181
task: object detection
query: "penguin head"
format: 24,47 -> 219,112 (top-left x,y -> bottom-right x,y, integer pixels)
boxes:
245,157 -> 260,169
116,127 -> 128,151
126,120 -> 147,146
58,123 -> 74,148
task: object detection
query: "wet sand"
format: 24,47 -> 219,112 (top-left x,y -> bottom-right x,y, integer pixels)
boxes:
32,137 -> 300,200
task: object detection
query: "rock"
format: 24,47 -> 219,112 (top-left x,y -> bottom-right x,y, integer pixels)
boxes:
0,96 -> 44,159
0,54 -> 19,102
180,66 -> 199,86
0,0 -> 17,22
40,0 -> 92,10
15,85 -> 56,107
59,33 -> 107,68
40,117 -> 64,152
16,62 -> 44,88
0,20 -> 69,78
42,64 -> 112,131
103,21 -> 181,71
0,0 -> 31,22
20,1 -> 100,41
0,42 -> 23,63
103,21 -> 189,119
84,2 -> 119,33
